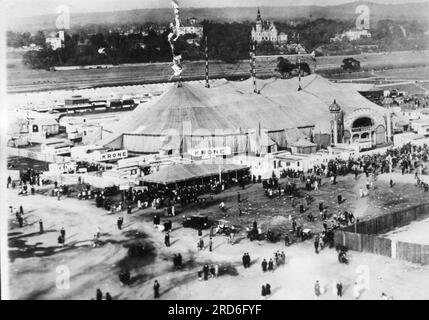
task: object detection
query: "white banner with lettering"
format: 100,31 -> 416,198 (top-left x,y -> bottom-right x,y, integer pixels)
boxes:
189,147 -> 231,158
49,162 -> 77,173
99,150 -> 128,161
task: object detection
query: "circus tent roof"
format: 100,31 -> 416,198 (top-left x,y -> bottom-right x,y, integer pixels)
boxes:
100,75 -> 385,147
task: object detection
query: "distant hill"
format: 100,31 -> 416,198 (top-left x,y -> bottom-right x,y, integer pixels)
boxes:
6,1 -> 429,32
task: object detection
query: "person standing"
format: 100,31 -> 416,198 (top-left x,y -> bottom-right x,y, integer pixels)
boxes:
60,227 -> 66,241
203,264 -> 209,281
117,217 -> 124,230
198,237 -> 204,250
268,259 -> 274,271
261,259 -> 267,272
265,283 -> 271,295
105,292 -> 113,300
153,280 -> 160,299
165,231 -> 170,247
96,289 -> 103,300
19,205 -> 24,215
39,219 -> 44,234
336,282 -> 343,297
58,234 -> 65,247
314,235 -> 319,254
209,236 -> 213,252
261,284 -> 266,297
353,282 -> 361,299
314,280 -> 321,297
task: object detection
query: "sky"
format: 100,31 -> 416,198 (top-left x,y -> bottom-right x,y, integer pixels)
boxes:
4,0 -> 429,18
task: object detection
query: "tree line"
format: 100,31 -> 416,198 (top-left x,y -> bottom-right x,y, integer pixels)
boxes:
7,18 -> 428,70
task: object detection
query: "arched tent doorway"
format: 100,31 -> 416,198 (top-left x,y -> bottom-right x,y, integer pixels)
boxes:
352,117 -> 373,129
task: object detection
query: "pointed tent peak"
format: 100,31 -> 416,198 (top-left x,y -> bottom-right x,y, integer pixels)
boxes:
329,99 -> 341,113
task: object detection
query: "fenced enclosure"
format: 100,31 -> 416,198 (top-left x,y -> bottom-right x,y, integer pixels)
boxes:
335,203 -> 429,265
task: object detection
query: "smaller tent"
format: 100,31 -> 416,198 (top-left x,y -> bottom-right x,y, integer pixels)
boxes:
291,138 -> 317,154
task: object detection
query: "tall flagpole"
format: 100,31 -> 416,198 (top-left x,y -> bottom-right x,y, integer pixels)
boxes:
297,33 -> 302,91
205,36 -> 210,88
253,41 -> 258,94
249,38 -> 258,94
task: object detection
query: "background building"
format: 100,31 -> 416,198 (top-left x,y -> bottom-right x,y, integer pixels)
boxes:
45,30 -> 65,50
251,9 -> 288,44
182,17 -> 204,38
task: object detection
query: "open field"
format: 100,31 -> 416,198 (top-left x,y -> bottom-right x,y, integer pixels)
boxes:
6,168 -> 429,300
373,66 -> 429,81
7,50 -> 429,93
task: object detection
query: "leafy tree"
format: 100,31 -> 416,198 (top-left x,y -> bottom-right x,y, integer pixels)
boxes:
32,31 -> 46,47
341,58 -> 361,72
276,57 -> 295,78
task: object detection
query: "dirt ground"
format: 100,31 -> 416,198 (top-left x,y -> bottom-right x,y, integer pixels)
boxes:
5,170 -> 429,300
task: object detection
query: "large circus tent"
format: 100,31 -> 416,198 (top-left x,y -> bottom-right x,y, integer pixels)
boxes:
98,74 -> 384,155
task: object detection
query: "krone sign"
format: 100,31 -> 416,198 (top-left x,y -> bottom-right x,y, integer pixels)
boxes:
99,150 -> 128,161
189,147 -> 232,158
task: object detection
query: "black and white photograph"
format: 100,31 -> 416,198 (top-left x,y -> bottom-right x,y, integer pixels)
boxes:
1,0 -> 429,301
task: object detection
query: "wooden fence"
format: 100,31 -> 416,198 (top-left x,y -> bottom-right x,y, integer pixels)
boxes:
342,203 -> 429,235
335,202 -> 429,265
335,231 -> 392,258
396,241 -> 429,265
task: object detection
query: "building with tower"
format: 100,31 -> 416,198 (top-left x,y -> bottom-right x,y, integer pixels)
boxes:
251,9 -> 288,44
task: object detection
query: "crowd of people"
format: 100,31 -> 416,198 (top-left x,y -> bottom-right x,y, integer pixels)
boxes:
198,264 -> 219,281
261,250 -> 286,272
7,141 -> 429,300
